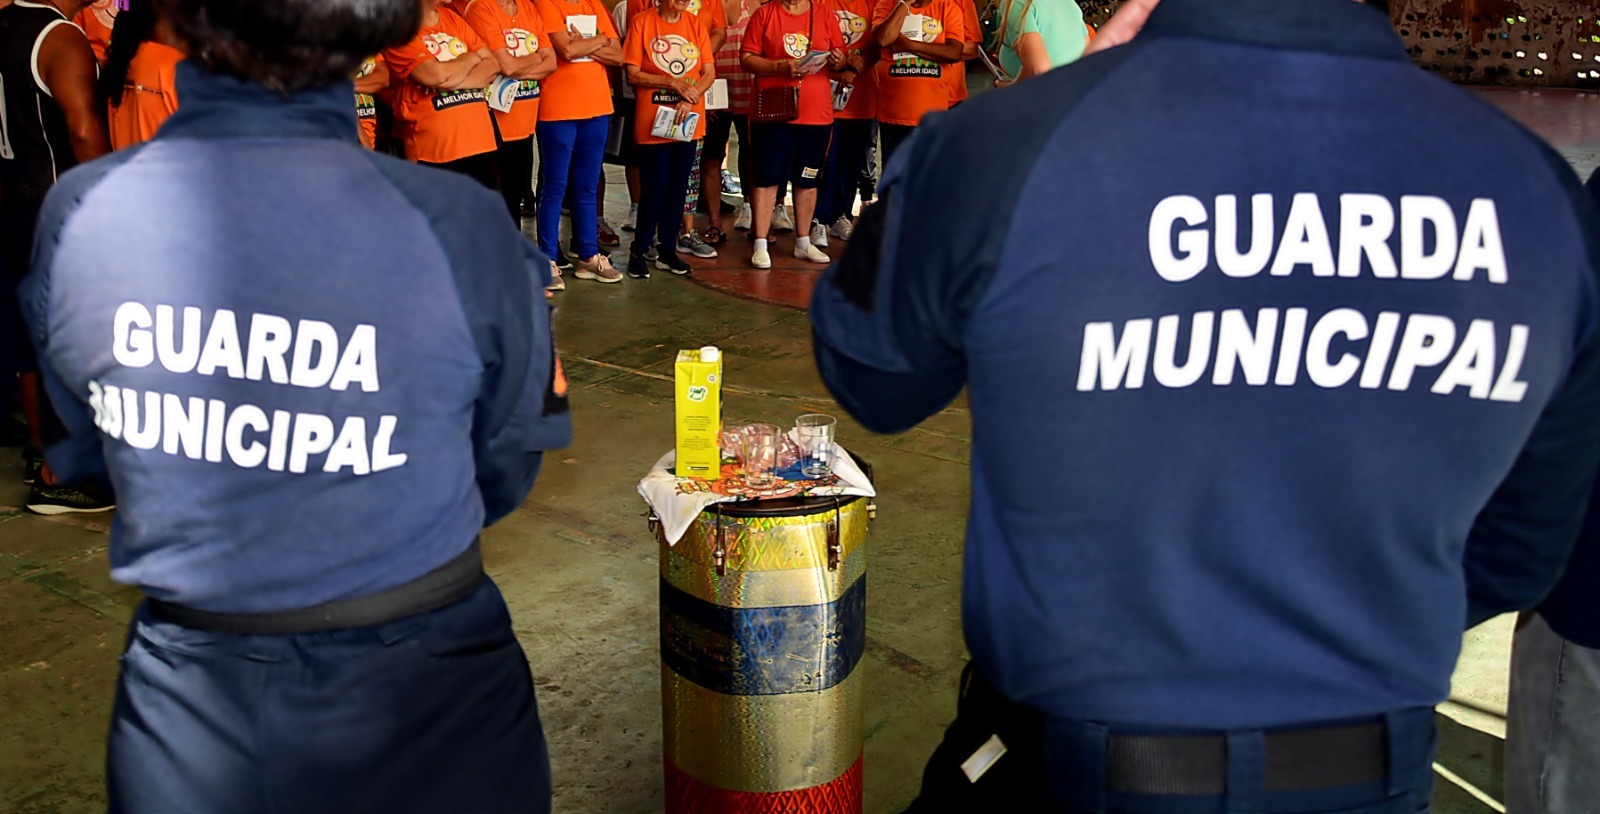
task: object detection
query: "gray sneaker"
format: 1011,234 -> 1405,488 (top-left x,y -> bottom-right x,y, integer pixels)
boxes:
677,231 -> 719,259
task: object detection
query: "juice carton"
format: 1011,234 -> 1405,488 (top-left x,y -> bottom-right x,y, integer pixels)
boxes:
675,346 -> 723,478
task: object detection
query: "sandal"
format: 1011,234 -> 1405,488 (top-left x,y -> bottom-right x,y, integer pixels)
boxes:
703,226 -> 728,246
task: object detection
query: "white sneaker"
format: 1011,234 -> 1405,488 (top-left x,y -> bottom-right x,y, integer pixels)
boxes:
794,243 -> 830,264
546,261 -> 566,291
830,216 -> 854,241
734,204 -> 753,231
751,248 -> 772,269
622,204 -> 637,232
809,222 -> 829,249
772,205 -> 795,233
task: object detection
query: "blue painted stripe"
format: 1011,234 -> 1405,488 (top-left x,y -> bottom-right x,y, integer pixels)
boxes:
660,575 -> 867,697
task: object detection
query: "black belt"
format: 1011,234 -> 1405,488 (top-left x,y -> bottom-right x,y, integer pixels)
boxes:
964,667 -> 1389,796
1107,721 -> 1386,795
146,540 -> 484,635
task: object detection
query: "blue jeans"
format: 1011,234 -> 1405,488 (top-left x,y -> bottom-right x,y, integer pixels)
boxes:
107,578 -> 551,814
536,115 -> 609,260
1507,612 -> 1600,814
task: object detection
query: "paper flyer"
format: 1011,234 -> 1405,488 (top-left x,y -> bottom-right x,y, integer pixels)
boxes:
704,78 -> 729,110
894,14 -> 926,61
796,50 -> 831,75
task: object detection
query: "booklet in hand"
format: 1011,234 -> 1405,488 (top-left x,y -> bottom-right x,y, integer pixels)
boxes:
650,105 -> 700,142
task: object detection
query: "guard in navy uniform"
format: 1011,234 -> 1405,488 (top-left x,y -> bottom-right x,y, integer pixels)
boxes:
1502,166 -> 1600,814
22,0 -> 571,811
810,0 -> 1600,811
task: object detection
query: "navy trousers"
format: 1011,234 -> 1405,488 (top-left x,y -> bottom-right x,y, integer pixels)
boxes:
107,578 -> 551,814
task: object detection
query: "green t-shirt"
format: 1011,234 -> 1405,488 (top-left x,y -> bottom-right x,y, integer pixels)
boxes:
998,0 -> 1088,79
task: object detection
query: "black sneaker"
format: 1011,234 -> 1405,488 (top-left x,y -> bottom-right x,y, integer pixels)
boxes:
626,252 -> 651,279
554,254 -> 576,274
655,252 -> 693,276
26,482 -> 115,515
519,201 -> 538,219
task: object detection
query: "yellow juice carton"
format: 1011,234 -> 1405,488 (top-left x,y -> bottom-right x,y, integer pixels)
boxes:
675,346 -> 723,478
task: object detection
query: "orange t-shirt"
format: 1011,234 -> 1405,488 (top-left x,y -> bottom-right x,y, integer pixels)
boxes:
355,55 -> 384,150
741,0 -> 844,128
462,0 -> 545,140
828,0 -> 875,120
107,41 -> 182,151
623,9 -> 712,145
943,0 -> 978,104
74,0 -> 116,63
383,9 -> 499,164
626,0 -> 727,35
870,0 -> 964,126
535,0 -> 618,121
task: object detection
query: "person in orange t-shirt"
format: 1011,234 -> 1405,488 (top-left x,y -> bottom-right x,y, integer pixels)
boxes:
98,0 -> 182,151
462,0 -> 557,220
535,0 -> 623,283
870,0 -> 965,166
74,0 -> 116,63
384,0 -> 503,187
621,0 -> 714,278
740,0 -> 847,269
943,0 -> 979,106
812,0 -> 874,247
354,55 -> 389,151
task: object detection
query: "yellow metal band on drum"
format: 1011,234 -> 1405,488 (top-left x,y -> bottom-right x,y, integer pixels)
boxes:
662,543 -> 867,608
667,499 -> 870,574
662,664 -> 866,794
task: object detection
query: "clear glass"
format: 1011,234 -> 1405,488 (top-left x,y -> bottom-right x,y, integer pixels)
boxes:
795,414 -> 838,478
739,423 -> 781,491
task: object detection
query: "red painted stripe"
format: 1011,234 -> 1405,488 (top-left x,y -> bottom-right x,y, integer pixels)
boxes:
664,754 -> 863,814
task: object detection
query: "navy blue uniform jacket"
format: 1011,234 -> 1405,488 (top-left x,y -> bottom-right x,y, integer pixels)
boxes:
22,65 -> 571,613
810,0 -> 1600,728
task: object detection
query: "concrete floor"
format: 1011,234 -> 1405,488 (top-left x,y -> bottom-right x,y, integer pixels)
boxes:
6,84 -> 1600,813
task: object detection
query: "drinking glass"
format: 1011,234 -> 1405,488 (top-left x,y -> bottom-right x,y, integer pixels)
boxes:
739,423 -> 781,491
795,414 -> 838,478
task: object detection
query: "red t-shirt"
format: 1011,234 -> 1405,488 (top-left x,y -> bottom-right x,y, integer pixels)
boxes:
383,9 -> 499,163
741,0 -> 844,127
827,0 -> 876,120
462,0 -> 546,140
624,10 -> 713,145
870,0 -> 964,126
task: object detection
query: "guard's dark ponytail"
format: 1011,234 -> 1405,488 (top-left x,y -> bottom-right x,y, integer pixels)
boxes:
99,0 -> 160,108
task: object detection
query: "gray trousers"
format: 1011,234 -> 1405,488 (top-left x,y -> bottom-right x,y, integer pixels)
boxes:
1506,612 -> 1600,814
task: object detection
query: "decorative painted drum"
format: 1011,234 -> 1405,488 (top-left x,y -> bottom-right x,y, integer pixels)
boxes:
656,476 -> 873,814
